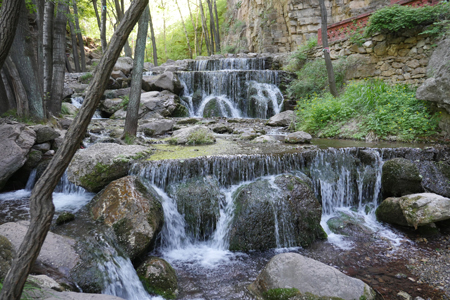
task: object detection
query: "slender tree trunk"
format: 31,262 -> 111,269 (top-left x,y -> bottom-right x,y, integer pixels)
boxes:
123,5 -> 149,138
0,1 -> 149,298
213,0 -> 220,52
199,0 -> 211,55
175,0 -> 192,59
196,5 -> 201,55
187,0 -> 197,57
1,69 -> 16,111
5,57 -> 29,118
36,0 -> 45,91
160,0 -> 167,60
101,0 -> 108,52
65,56 -> 73,72
206,0 -> 216,53
93,0 -> 102,30
43,0 -> 54,109
49,1 -> 69,116
72,0 -> 86,72
148,7 -> 158,66
0,0 -> 23,70
68,19 -> 81,72
114,0 -> 133,57
319,0 -> 337,97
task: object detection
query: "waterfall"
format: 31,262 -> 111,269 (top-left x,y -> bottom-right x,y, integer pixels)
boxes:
71,96 -> 102,119
177,57 -> 284,118
25,169 -> 37,191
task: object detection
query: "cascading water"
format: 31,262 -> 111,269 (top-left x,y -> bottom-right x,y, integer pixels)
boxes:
71,96 -> 102,119
177,57 -> 284,118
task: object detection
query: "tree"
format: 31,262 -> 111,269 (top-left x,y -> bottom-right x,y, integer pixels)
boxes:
175,0 -> 193,59
123,5 -> 149,139
72,0 -> 87,72
199,0 -> 211,55
114,0 -> 133,57
0,0 -> 23,70
101,0 -> 108,52
0,0 -> 149,298
319,0 -> 338,97
43,0 -> 55,111
68,16 -> 81,72
148,7 -> 158,66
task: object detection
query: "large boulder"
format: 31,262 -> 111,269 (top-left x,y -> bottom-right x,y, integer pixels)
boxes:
202,98 -> 233,118
140,91 -> 187,119
267,110 -> 295,127
169,125 -> 216,145
99,98 -> 124,116
229,174 -> 325,251
142,71 -> 183,95
0,123 -> 36,190
285,131 -> 312,144
416,161 -> 450,198
0,221 -> 79,280
248,253 -> 375,300
91,176 -> 164,261
67,143 -> 151,192
32,125 -> 60,143
381,158 -> 424,197
137,257 -> 178,299
376,193 -> 450,229
0,235 -> 15,279
113,57 -> 133,76
138,119 -> 175,136
167,176 -> 222,239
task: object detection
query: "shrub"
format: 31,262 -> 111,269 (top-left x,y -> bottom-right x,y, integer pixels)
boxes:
79,72 -> 93,84
295,79 -> 440,141
288,57 -> 348,99
186,128 -> 215,145
365,2 -> 450,36
284,37 -> 318,72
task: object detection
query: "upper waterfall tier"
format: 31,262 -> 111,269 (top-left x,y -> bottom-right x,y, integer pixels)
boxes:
187,57 -> 271,71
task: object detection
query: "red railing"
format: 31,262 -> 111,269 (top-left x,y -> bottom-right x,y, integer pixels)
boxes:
318,0 -> 440,45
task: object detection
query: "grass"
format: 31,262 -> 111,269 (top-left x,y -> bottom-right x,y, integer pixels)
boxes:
79,72 -> 93,84
295,79 -> 440,141
186,128 -> 215,145
284,37 -> 318,72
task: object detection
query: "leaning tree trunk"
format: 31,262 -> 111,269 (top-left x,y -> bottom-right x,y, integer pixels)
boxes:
49,1 -> 69,116
5,57 -> 29,118
43,0 -> 55,110
1,69 -> 17,112
73,0 -> 87,72
68,18 -> 81,72
148,7 -> 158,66
0,0 -> 149,299
123,5 -> 149,138
175,0 -> 192,59
0,0 -> 23,70
101,0 -> 108,52
319,0 -> 337,97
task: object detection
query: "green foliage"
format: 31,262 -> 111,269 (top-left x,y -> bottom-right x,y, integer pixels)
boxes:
60,103 -> 72,115
285,37 -> 318,72
263,288 -> 301,300
123,133 -> 135,145
0,278 -> 43,300
79,72 -> 93,83
120,95 -> 130,111
295,79 -> 440,141
288,57 -> 348,99
349,21 -> 366,46
186,128 -> 215,145
0,110 -> 39,125
365,2 -> 450,36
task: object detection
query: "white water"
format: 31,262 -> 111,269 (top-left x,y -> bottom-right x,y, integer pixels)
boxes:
195,94 -> 242,118
71,96 -> 102,119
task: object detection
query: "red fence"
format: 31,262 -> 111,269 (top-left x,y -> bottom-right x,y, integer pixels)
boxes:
317,0 -> 441,45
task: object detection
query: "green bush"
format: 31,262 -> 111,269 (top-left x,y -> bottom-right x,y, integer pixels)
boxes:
365,2 -> 450,36
79,72 -> 93,84
284,37 -> 318,72
288,57 -> 348,99
295,79 -> 440,141
186,128 -> 215,145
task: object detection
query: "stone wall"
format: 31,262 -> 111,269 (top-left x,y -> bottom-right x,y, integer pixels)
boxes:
223,0 -> 389,53
306,28 -> 434,85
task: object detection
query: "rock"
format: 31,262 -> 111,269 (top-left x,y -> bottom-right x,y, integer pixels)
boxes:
139,119 -> 175,136
0,221 -> 79,278
416,161 -> 450,198
62,103 -> 79,116
91,176 -> 164,260
374,41 -> 387,56
397,291 -> 412,300
32,125 -> 60,143
33,142 -> 51,152
167,176 -> 222,239
0,123 -> 36,190
99,98 -> 124,116
41,291 -> 125,300
248,253 -> 375,300
67,143 -> 151,192
143,62 -> 154,71
252,135 -> 280,143
203,98 -> 232,118
24,149 -> 43,170
140,91 -> 187,119
28,274 -> 64,291
142,71 -> 183,94
169,125 -> 215,145
229,174 -> 325,251
110,70 -> 127,80
0,235 -> 15,279
267,110 -> 295,127
285,131 -> 312,144
63,87 -> 75,100
381,158 -> 424,197
137,257 -> 178,299
376,193 -> 450,229
56,212 -> 75,225
113,57 -> 133,76
212,125 -> 233,134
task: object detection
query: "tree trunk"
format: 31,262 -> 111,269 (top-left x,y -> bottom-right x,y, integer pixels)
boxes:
123,5 -> 149,138
68,18 -> 81,72
195,3 -> 201,55
93,0 -> 102,30
319,0 -> 338,97
1,69 -> 17,112
213,0 -> 220,52
43,0 -> 55,111
10,3 -> 44,121
72,0 -> 86,72
101,0 -> 108,52
175,0 -> 192,59
65,55 -> 73,73
0,0 -> 149,299
148,7 -> 158,66
187,0 -> 197,57
114,0 -> 133,57
36,0 -> 45,91
5,57 -> 29,118
0,0 -> 23,70
160,0 -> 167,60
206,0 -> 216,53
199,0 -> 211,56
49,1 -> 69,116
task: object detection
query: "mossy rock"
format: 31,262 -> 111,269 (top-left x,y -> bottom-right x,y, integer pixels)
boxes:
171,104 -> 189,117
56,212 -> 75,225
0,235 -> 15,279
381,158 -> 423,197
137,257 -> 178,299
375,197 -> 409,226
203,98 -> 232,118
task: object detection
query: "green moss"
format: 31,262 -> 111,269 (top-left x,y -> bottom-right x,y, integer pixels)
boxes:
263,288 -> 301,300
171,104 -> 189,117
56,212 -> 75,225
186,128 -> 215,145
176,118 -> 200,125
